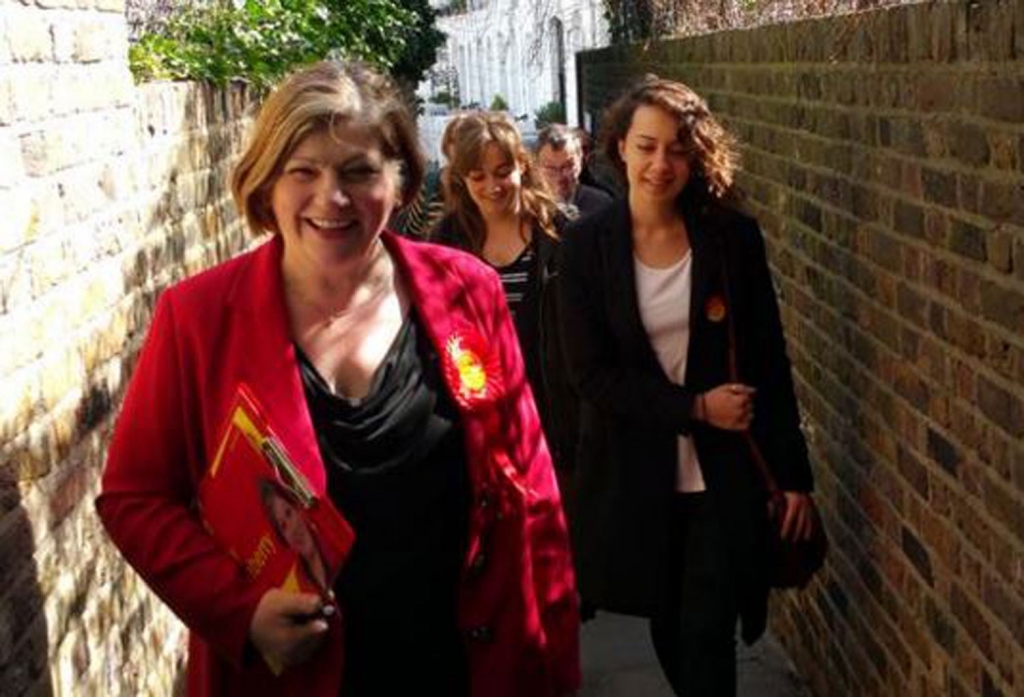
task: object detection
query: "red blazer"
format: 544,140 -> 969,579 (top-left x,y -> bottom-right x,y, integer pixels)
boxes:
96,233 -> 580,696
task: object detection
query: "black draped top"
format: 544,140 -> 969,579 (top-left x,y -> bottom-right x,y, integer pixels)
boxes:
296,312 -> 470,696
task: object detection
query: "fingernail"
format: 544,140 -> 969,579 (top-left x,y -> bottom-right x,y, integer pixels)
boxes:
321,605 -> 336,617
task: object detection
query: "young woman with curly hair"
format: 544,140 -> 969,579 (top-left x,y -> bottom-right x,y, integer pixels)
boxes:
559,76 -> 818,696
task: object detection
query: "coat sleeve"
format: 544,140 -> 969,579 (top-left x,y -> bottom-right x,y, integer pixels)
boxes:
558,220 -> 699,434
539,244 -> 580,479
738,221 -> 814,492
95,291 -> 265,669
475,262 -> 582,694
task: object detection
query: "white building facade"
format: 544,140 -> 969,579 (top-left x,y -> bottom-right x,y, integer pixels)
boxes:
428,0 -> 609,129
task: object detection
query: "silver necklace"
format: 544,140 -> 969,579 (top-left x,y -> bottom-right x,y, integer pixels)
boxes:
319,274 -> 391,325
319,271 -> 392,326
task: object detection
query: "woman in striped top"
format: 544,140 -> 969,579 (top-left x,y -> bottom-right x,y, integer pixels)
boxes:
431,112 -> 579,518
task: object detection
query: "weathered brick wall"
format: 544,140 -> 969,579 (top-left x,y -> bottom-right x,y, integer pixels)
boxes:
579,2 -> 1022,696
0,2 -> 255,694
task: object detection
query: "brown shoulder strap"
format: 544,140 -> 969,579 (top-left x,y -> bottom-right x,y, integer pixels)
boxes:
718,249 -> 781,497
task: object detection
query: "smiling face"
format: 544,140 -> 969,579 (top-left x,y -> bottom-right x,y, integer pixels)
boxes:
463,142 -> 522,219
618,104 -> 692,206
269,124 -> 400,271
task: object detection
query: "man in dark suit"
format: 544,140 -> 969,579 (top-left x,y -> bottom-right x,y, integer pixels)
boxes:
535,124 -> 612,219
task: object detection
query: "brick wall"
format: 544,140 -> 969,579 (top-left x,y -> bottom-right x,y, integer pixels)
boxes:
578,2 -> 1023,696
0,1 -> 255,694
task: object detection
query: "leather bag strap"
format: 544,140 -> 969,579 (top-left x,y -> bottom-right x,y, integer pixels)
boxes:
717,251 -> 782,498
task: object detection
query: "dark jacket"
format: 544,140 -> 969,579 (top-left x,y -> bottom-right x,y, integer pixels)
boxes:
558,198 -> 813,643
570,183 -> 613,218
431,216 -> 580,483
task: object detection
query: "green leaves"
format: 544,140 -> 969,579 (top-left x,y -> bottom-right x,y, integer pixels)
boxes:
129,0 -> 445,90
490,94 -> 509,111
535,101 -> 566,127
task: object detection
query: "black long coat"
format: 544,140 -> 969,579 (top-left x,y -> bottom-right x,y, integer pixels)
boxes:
558,198 -> 814,643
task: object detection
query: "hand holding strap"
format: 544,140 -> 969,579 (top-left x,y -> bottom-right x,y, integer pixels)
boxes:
717,254 -> 781,498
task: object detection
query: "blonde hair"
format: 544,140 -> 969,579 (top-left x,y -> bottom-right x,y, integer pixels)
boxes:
231,61 -> 425,236
444,112 -> 559,254
600,75 -> 740,202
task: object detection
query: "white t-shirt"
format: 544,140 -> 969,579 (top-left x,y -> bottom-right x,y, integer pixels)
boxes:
634,251 -> 707,493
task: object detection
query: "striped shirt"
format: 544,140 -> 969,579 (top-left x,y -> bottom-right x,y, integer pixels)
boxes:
490,243 -> 535,318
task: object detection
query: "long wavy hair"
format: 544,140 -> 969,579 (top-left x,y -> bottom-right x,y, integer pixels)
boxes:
444,112 -> 559,255
600,75 -> 740,206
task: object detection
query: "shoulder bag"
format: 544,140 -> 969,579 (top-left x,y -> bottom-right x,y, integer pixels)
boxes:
719,252 -> 828,589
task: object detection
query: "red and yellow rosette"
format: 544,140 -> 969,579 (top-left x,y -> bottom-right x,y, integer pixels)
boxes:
442,327 -> 504,412
705,294 -> 727,323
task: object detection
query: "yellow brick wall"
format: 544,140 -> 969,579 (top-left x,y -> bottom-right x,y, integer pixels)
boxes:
0,2 -> 256,693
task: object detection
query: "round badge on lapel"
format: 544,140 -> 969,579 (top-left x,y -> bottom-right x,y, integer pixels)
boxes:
442,328 -> 504,411
705,294 -> 727,323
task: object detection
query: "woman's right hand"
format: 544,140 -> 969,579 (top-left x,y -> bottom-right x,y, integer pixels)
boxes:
248,588 -> 332,670
699,383 -> 756,431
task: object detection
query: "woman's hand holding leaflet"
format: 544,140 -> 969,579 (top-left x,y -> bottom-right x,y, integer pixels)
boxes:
249,588 -> 331,670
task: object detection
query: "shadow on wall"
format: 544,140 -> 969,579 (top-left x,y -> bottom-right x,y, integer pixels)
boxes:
126,81 -> 256,310
0,81 -> 257,695
96,81 -> 258,694
0,479 -> 52,695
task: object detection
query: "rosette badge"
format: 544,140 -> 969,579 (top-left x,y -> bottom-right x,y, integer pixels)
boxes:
442,328 -> 504,411
705,294 -> 727,323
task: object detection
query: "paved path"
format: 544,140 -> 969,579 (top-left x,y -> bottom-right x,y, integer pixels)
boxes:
580,612 -> 811,697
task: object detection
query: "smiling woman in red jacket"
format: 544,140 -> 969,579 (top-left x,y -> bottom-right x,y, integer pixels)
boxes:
95,61 -> 579,697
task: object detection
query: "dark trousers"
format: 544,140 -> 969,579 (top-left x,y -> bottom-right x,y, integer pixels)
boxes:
649,492 -> 739,697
